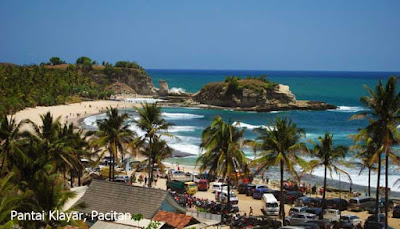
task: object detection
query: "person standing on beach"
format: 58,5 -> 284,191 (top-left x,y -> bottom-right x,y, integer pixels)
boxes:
249,207 -> 253,216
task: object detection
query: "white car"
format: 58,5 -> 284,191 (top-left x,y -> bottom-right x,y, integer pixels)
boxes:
216,190 -> 239,204
285,212 -> 318,226
339,215 -> 362,228
324,209 -> 340,222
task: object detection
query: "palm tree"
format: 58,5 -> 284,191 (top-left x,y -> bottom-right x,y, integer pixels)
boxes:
91,107 -> 136,181
134,103 -> 172,187
0,172 -> 21,228
26,112 -> 82,186
307,132 -> 349,218
135,137 -> 173,175
250,117 -> 308,222
0,115 -> 24,174
350,130 -> 378,197
351,76 -> 400,226
197,116 -> 248,212
59,123 -> 89,186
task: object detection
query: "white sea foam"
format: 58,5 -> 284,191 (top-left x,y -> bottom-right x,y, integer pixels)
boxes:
82,114 -> 108,127
124,98 -> 165,103
162,112 -> 204,120
169,126 -> 201,132
168,87 -> 187,95
232,121 -> 273,130
329,106 -> 366,113
168,143 -> 201,155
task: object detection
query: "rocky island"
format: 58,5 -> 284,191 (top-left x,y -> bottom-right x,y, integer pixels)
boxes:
188,76 -> 336,112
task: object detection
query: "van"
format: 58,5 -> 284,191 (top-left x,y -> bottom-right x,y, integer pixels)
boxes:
212,182 -> 227,193
263,193 -> 279,216
349,196 -> 374,211
184,182 -> 198,195
197,179 -> 209,191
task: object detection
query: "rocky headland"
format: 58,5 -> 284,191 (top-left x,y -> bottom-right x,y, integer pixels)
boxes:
188,76 -> 336,112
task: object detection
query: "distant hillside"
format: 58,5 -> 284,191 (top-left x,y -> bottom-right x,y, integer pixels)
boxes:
0,60 -> 156,115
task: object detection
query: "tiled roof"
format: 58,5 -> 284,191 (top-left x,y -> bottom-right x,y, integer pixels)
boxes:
152,210 -> 194,229
77,180 -> 168,219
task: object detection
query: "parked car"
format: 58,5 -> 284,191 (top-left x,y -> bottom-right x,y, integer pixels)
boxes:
289,206 -> 307,216
255,184 -> 270,193
310,197 -> 323,207
285,212 -> 318,226
263,193 -> 279,216
197,179 -> 209,191
246,184 -> 256,196
295,196 -> 313,207
253,189 -> 264,199
307,219 -> 332,229
334,215 -> 362,229
393,205 -> 400,218
324,209 -> 340,222
237,183 -> 249,194
216,190 -> 239,205
285,191 -> 304,204
367,198 -> 394,214
294,222 -> 320,229
279,227 -> 304,229
364,214 -> 385,229
305,207 -> 323,218
349,196 -> 374,211
114,175 -> 129,183
326,198 -> 348,211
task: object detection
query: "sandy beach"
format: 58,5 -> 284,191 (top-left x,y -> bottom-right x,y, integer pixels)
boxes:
11,100 -> 139,131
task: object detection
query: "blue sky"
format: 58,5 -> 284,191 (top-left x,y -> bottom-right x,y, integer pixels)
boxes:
1,0 -> 399,71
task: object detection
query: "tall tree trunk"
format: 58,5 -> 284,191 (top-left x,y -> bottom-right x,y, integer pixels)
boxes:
227,178 -> 231,213
280,159 -> 285,223
321,165 -> 327,219
78,170 -> 81,186
147,138 -> 153,188
385,139 -> 389,229
375,152 -> 382,220
70,170 -> 74,188
368,168 -> 371,196
109,148 -> 112,181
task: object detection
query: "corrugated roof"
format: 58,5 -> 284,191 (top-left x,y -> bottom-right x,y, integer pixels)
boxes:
152,210 -> 194,229
77,180 -> 168,219
90,219 -> 165,229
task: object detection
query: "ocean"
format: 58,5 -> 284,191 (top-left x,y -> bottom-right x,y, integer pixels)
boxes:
84,69 -> 400,191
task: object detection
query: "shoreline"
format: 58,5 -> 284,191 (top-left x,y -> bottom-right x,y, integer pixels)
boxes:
12,99 -> 400,199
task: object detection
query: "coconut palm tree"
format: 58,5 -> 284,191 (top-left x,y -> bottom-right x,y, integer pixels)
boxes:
134,103 -> 172,187
350,130 -> 379,197
0,172 -> 22,228
26,112 -> 82,186
134,137 -> 173,175
0,115 -> 25,174
351,76 -> 400,226
250,117 -> 308,222
307,132 -> 349,218
59,123 -> 89,186
197,116 -> 248,212
91,107 -> 136,181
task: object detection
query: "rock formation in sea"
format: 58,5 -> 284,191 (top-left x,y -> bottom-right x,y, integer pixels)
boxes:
192,77 -> 336,111
158,80 -> 169,96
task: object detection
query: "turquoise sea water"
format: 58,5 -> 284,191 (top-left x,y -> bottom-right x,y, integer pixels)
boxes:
84,70 -> 400,189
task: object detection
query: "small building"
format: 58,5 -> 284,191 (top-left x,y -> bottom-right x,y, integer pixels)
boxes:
77,180 -> 186,220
